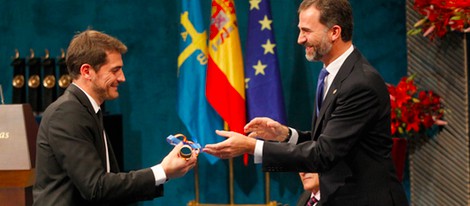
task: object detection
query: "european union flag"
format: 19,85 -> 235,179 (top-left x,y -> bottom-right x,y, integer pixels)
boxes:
177,0 -> 223,164
244,0 -> 286,124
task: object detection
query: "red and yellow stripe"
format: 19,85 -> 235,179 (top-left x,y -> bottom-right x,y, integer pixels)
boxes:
206,0 -> 246,134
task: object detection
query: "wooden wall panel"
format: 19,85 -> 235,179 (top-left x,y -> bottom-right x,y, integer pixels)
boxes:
406,0 -> 470,205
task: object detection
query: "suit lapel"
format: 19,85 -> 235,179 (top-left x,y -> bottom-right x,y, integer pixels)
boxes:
312,49 -> 362,139
66,84 -> 110,170
296,191 -> 313,206
67,84 -> 104,133
67,84 -> 100,123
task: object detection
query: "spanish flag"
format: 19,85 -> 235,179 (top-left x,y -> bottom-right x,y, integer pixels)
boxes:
206,0 -> 246,135
206,0 -> 247,164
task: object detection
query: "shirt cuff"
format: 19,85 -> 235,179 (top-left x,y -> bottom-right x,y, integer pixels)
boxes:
254,140 -> 264,164
287,127 -> 298,144
151,164 -> 167,186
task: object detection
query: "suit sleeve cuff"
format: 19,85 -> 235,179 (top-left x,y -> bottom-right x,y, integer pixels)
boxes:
287,127 -> 299,144
151,164 -> 167,186
254,140 -> 264,164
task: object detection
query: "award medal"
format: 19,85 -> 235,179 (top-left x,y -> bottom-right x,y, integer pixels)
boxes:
166,134 -> 201,159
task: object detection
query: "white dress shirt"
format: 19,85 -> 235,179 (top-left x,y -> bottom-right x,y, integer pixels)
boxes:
311,191 -> 321,206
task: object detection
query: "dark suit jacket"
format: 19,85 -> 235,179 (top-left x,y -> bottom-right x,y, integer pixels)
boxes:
263,49 -> 408,206
33,84 -> 163,206
296,191 -> 314,206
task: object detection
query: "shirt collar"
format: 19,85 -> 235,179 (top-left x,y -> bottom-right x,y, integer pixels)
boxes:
311,191 -> 321,201
324,44 -> 354,78
72,82 -> 101,113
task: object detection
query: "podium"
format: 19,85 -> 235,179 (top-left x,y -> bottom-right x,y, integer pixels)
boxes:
0,104 -> 38,206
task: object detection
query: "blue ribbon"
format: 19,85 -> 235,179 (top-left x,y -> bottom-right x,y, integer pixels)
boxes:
166,134 -> 202,151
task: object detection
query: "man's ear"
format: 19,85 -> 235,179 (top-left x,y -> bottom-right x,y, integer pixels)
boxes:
80,64 -> 93,80
330,25 -> 342,42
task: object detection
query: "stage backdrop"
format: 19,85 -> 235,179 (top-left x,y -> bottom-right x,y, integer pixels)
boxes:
0,0 -> 407,205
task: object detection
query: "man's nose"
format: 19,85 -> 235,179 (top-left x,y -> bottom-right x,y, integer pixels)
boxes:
118,71 -> 126,82
297,33 -> 306,45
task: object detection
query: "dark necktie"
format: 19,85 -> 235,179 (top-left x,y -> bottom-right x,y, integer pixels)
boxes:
97,109 -> 104,129
97,109 -> 110,172
316,68 -> 329,115
307,195 -> 318,206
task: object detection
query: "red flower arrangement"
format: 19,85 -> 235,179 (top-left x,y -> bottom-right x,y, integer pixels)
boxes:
387,75 -> 447,139
408,0 -> 470,40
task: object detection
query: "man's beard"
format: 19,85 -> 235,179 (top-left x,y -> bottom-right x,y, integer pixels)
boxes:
305,35 -> 332,62
91,81 -> 117,102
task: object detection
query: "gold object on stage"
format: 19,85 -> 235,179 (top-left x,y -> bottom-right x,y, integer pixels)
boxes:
43,75 -> 56,88
14,49 -> 19,59
58,75 -> 72,88
28,75 -> 40,88
12,75 -> 25,88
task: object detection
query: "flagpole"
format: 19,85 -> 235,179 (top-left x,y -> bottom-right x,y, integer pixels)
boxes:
264,172 -> 270,203
229,158 -> 234,204
194,161 -> 200,203
224,122 -> 235,205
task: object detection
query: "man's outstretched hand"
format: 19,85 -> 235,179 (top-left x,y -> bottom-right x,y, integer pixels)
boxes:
203,130 -> 257,159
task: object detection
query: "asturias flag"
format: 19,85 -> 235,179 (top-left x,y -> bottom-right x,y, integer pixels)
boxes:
244,0 -> 286,124
177,0 -> 223,164
206,0 -> 246,134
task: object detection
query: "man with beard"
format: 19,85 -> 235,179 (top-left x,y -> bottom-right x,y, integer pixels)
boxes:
203,0 -> 409,205
34,29 -> 197,205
